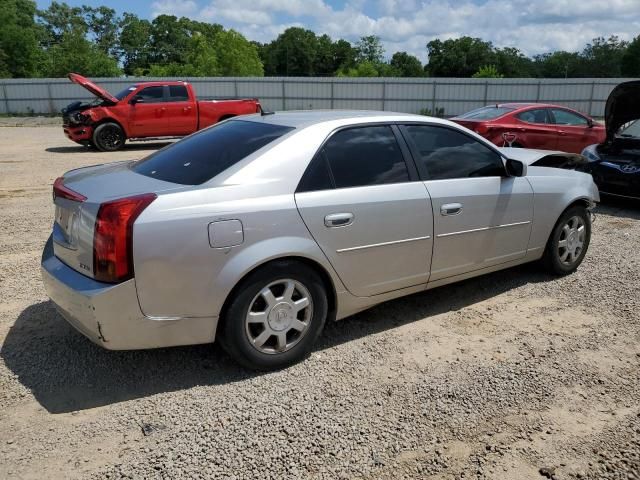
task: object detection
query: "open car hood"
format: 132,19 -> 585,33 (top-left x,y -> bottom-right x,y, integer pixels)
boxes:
605,80 -> 640,142
68,73 -> 119,104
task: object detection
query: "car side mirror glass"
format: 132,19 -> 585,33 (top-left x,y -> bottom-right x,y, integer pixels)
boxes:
505,158 -> 527,177
587,118 -> 594,128
130,96 -> 143,105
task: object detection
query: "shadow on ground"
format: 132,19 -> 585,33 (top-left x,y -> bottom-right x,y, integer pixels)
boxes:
45,142 -> 172,154
596,196 -> 640,219
2,263 -> 553,414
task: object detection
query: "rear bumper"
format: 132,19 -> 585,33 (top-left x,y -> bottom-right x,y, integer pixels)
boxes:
63,125 -> 93,145
41,236 -> 217,350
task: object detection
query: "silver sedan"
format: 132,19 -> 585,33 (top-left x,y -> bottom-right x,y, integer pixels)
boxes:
42,111 -> 599,370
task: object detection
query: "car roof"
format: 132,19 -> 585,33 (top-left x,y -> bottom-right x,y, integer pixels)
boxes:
498,103 -> 563,109
235,109 -> 445,128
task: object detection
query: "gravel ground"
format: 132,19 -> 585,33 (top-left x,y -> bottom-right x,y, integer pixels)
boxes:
0,126 -> 639,480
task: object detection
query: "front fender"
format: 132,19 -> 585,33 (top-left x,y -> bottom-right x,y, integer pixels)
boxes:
526,169 -> 598,251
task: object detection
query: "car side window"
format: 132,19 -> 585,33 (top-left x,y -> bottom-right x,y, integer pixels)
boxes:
403,125 -> 505,180
322,126 -> 409,189
516,109 -> 550,124
551,109 -> 588,126
136,86 -> 165,103
297,154 -> 333,192
168,85 -> 189,102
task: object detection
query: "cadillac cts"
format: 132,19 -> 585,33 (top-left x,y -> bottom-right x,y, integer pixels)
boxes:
42,111 -> 599,370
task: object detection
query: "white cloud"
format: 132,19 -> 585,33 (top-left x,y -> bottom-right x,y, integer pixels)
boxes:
192,0 -> 640,62
151,0 -> 198,18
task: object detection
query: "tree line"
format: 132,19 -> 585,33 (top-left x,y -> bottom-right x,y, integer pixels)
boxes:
1,0 -> 639,79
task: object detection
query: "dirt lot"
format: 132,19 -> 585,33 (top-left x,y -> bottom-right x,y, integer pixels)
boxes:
0,126 -> 639,480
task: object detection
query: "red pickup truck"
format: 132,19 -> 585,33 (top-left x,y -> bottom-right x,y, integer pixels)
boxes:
62,73 -> 262,151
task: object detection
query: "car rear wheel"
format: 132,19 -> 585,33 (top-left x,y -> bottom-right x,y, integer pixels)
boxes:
542,205 -> 591,275
93,122 -> 125,151
220,260 -> 328,370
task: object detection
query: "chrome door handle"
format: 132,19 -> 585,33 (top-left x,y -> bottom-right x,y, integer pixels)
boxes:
441,203 -> 462,216
324,212 -> 354,228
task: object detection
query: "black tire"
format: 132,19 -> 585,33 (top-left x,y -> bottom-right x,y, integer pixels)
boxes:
93,122 -> 126,152
542,205 -> 591,275
220,260 -> 328,371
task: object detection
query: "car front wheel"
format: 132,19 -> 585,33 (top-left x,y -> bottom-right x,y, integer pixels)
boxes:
93,122 -> 126,151
220,260 -> 328,370
542,205 -> 591,275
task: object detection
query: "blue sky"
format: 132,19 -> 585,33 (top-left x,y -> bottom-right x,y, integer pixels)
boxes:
35,0 -> 640,61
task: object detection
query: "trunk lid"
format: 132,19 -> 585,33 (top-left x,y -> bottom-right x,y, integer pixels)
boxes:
52,162 -> 184,279
68,73 -> 119,104
605,80 -> 640,143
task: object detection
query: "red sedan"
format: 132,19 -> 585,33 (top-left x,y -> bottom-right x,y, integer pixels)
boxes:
452,103 -> 606,154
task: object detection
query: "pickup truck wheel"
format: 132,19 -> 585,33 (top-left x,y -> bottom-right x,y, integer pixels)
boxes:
220,260 -> 328,371
93,122 -> 125,152
542,205 -> 591,275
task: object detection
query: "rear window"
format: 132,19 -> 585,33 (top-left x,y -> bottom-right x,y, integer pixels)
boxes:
457,106 -> 514,120
168,85 -> 189,102
131,120 -> 294,185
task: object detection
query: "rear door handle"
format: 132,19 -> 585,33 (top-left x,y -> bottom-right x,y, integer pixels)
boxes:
441,203 -> 463,216
324,212 -> 354,228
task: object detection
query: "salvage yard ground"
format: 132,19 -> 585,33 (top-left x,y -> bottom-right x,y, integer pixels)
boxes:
0,126 -> 639,480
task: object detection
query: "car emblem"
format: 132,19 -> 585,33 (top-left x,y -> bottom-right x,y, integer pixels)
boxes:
621,165 -> 638,173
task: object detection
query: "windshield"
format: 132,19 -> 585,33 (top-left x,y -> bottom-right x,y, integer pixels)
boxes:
114,85 -> 137,101
619,120 -> 640,139
131,120 -> 295,185
457,106 -> 515,120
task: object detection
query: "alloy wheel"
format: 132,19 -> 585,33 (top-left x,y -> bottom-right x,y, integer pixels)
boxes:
244,279 -> 313,354
557,215 -> 586,266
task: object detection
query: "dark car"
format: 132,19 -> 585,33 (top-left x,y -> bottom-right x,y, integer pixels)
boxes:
580,81 -> 640,199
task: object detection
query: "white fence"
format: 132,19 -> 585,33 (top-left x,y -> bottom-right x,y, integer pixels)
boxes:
0,76 -> 637,117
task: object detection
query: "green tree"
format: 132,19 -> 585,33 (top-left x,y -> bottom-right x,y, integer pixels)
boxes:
533,51 -> 584,78
119,13 -> 152,75
621,35 -> 640,77
44,30 -> 120,77
581,36 -> 627,77
267,27 -> 319,76
332,39 -> 357,72
0,0 -> 45,78
337,61 -> 379,77
390,51 -> 423,77
148,15 -> 192,66
37,1 -> 87,41
494,47 -> 533,77
426,37 -> 495,77
472,65 -> 503,78
83,5 -> 120,56
315,34 -> 336,76
213,29 -> 263,76
356,35 -> 384,64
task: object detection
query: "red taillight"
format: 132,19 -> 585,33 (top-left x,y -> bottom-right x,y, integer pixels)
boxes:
53,177 -> 87,202
93,193 -> 156,283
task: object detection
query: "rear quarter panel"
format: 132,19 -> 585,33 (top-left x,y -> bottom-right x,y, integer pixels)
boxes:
132,185 -> 344,320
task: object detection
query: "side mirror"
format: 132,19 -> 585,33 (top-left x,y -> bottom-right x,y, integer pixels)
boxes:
587,118 -> 594,128
505,158 -> 527,177
130,96 -> 143,105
